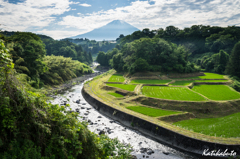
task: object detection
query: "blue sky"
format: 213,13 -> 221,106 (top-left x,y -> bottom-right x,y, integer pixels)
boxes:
1,0 -> 240,39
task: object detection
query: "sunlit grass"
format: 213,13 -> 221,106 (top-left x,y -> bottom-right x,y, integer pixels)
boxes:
108,92 -> 124,98
142,86 -> 206,101
174,113 -> 240,138
192,85 -> 240,100
170,80 -> 228,86
108,74 -> 125,82
174,73 -> 226,79
127,106 -> 181,117
106,83 -> 136,91
130,79 -> 171,84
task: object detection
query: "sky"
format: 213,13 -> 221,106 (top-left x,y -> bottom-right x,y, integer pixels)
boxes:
0,0 -> 240,39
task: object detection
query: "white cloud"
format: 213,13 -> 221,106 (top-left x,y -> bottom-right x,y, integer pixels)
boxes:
36,29 -> 83,39
0,0 -> 72,31
79,3 -> 91,7
58,0 -> 240,33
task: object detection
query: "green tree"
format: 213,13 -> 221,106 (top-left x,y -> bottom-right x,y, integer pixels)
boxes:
225,41 -> 240,78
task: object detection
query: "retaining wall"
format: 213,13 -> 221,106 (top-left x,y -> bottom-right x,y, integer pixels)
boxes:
82,86 -> 240,159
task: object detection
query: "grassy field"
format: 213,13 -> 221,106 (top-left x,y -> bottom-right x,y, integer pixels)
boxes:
170,80 -> 195,86
192,85 -> 240,100
170,80 -> 228,86
127,106 -> 181,117
130,79 -> 171,84
106,83 -> 136,92
175,73 -> 226,79
108,74 -> 125,82
173,113 -> 240,138
108,92 -> 124,98
142,86 -> 206,101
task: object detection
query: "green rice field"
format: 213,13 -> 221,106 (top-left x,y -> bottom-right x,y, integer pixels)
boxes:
173,112 -> 240,138
170,80 -> 228,86
142,86 -> 206,101
130,79 -> 171,84
108,92 -> 124,98
106,83 -> 136,92
170,80 -> 195,86
127,106 -> 181,117
175,73 -> 226,79
108,74 -> 125,82
192,85 -> 240,100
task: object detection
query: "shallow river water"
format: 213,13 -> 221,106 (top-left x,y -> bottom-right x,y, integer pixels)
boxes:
50,81 -> 197,159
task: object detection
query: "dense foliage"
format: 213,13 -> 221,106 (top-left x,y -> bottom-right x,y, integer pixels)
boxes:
0,32 -> 93,88
41,37 -> 93,65
41,55 -> 93,85
62,38 -> 117,56
110,38 -> 199,73
0,39 -> 132,158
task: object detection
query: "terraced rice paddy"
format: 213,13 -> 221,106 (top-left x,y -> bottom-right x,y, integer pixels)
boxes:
173,112 -> 240,138
108,74 -> 125,82
127,106 -> 181,117
192,85 -> 240,100
175,73 -> 226,79
108,92 -> 124,98
170,80 -> 228,86
142,86 -> 206,101
106,83 -> 136,92
130,79 -> 171,84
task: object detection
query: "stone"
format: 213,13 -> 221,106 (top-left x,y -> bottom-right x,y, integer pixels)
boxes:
98,116 -> 102,118
163,152 -> 169,155
99,130 -> 105,135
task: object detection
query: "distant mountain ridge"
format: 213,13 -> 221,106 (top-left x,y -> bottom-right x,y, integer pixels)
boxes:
69,20 -> 140,41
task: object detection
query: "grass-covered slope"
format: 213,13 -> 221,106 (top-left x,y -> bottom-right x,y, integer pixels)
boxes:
130,79 -> 171,84
142,86 -> 206,101
107,74 -> 125,82
108,92 -> 124,97
174,112 -> 240,138
192,85 -> 240,100
127,106 -> 181,117
106,83 -> 136,91
176,73 -> 226,79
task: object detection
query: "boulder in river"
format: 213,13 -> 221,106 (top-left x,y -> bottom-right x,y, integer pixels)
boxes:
99,130 -> 105,135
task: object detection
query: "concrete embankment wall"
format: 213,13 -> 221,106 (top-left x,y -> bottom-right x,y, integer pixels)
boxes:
82,87 -> 240,159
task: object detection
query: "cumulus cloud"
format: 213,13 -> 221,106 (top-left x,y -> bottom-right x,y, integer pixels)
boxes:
79,3 -> 91,7
58,0 -> 240,33
0,0 -> 72,31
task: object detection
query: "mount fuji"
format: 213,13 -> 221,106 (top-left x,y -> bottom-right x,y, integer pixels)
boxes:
69,20 -> 140,41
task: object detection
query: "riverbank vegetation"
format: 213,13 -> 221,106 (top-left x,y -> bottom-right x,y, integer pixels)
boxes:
0,35 -> 132,158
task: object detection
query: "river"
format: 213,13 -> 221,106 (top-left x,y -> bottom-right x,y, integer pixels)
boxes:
50,79 -> 197,159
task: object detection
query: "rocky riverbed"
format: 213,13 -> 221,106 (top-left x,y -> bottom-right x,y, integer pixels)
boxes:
50,82 -> 197,159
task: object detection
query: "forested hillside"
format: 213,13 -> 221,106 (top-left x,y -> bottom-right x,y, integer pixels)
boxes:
0,39 -> 132,159
41,37 -> 93,65
0,32 -> 93,88
96,25 -> 240,76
